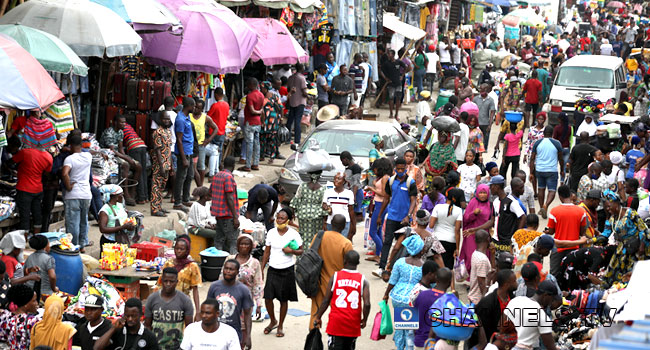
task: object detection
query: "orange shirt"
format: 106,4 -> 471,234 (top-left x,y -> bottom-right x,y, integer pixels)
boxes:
548,203 -> 588,252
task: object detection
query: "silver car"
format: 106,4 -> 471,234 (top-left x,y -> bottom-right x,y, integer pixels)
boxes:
278,120 -> 416,200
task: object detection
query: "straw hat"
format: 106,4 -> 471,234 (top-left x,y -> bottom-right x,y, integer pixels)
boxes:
316,104 -> 339,122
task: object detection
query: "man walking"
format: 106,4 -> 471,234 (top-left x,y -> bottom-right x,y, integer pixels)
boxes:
174,97 -> 196,212
191,99 -> 219,186
62,134 -> 92,247
313,250 -> 370,350
331,65 -> 356,115
568,132 -> 597,192
316,64 -> 330,109
530,126 -> 565,219
506,281 -> 560,350
309,214 -> 354,329
207,259 -> 253,350
150,111 -> 173,217
380,49 -> 406,120
287,64 -> 308,145
94,298 -> 158,350
548,185 -> 588,278
210,156 -> 240,253
240,78 -> 264,172
180,299 -> 240,350
349,54 -> 366,107
374,158 -> 417,277
207,88 -> 229,167
322,172 -> 356,239
145,267 -> 194,350
473,83 -> 496,147
522,70 -> 543,128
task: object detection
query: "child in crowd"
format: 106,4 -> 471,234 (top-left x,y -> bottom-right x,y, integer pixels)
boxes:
457,150 -> 482,202
500,122 -> 524,179
624,178 -> 640,211
468,230 -> 492,304
187,186 -> 216,238
24,234 -> 57,299
626,136 -> 644,179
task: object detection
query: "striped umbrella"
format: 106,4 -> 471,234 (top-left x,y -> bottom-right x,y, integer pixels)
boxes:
0,33 -> 64,110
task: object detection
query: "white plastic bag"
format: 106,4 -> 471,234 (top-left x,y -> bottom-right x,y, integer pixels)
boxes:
293,139 -> 334,173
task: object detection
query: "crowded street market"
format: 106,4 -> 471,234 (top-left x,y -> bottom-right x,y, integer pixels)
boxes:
1,0 -> 650,349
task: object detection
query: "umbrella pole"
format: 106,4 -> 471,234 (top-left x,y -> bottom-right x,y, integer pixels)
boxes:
68,76 -> 78,130
94,60 -> 103,135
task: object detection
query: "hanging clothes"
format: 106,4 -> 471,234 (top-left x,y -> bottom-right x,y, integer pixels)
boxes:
369,0 -> 377,36
45,101 -> 74,138
420,6 -> 430,30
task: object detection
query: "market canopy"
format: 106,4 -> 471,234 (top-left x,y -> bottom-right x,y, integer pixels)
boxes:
0,24 -> 88,76
0,34 -> 64,110
90,0 -> 182,33
501,7 -> 547,28
243,17 -> 308,65
218,0 -> 323,12
141,0 -> 257,74
382,12 -> 426,40
0,0 -> 142,57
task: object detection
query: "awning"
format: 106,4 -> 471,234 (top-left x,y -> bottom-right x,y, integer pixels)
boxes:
218,0 -> 322,12
382,12 -> 426,40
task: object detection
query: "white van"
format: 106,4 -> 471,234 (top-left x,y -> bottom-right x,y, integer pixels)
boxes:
548,55 -> 626,124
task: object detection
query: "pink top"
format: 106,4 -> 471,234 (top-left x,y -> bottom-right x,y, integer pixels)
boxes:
504,131 -> 524,157
373,175 -> 389,203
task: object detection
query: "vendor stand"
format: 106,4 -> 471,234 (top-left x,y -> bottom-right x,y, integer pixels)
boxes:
89,266 -> 159,300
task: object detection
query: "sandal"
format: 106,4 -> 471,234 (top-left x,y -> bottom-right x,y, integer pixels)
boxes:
263,323 -> 277,335
276,329 -> 285,337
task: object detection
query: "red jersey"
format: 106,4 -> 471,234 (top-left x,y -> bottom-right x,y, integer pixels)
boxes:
523,78 -> 542,104
326,269 -> 365,338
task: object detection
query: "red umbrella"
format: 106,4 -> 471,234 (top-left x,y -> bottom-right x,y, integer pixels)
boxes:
606,1 -> 625,8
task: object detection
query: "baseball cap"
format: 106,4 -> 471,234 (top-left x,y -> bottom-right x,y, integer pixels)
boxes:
489,175 -> 505,185
536,280 -> 561,299
496,252 -> 514,268
84,294 -> 104,308
631,135 -> 641,145
537,235 -> 555,250
586,189 -> 601,200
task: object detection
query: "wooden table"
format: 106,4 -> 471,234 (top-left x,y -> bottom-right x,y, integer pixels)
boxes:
89,266 -> 159,279
89,267 -> 159,299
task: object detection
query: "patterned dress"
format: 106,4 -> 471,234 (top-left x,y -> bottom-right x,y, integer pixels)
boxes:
602,208 -> 650,286
261,95 -> 282,159
220,255 -> 264,308
159,260 -> 202,296
290,183 -> 327,244
389,258 -> 423,350
424,142 -> 457,192
150,127 -> 172,214
524,126 -> 545,159
0,311 -> 41,350
467,127 -> 485,154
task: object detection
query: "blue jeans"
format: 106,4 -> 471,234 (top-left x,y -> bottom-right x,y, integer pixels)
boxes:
287,105 -> 304,144
65,198 -> 91,246
212,134 -> 226,169
369,202 -> 384,255
536,171 -> 559,191
414,68 -> 425,94
245,123 -> 261,168
327,222 -> 350,237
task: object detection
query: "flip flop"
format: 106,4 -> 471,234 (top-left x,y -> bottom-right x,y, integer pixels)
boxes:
263,325 -> 277,335
276,329 -> 285,337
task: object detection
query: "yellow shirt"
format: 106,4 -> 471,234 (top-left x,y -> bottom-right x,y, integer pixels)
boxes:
159,260 -> 202,295
190,112 -> 207,145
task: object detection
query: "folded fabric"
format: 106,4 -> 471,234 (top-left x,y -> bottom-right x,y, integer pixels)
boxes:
22,117 -> 57,149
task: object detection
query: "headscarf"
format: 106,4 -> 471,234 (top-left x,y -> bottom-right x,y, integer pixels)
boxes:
174,235 -> 193,272
602,189 -> 620,202
485,162 -> 498,172
262,81 -> 272,91
237,233 -> 257,249
30,295 -> 76,350
403,234 -> 424,256
415,210 -> 431,226
475,184 -> 490,201
464,184 -> 493,230
99,184 -> 123,204
576,115 -> 598,136
0,231 -> 26,263
609,151 -> 623,165
371,134 -> 382,145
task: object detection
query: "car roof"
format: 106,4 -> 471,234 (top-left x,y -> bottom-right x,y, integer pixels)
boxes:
561,55 -> 623,69
314,120 -> 399,133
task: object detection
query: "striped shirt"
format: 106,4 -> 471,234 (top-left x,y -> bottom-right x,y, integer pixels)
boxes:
122,124 -> 146,151
323,188 -> 354,224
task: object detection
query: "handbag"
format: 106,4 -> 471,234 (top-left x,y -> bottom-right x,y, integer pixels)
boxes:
454,256 -> 469,282
379,300 -> 393,336
109,204 -> 131,245
304,327 -> 323,350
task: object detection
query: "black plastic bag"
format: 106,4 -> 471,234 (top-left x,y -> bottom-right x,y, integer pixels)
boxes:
304,328 -> 323,350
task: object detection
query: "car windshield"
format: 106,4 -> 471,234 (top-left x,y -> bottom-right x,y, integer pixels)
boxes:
300,129 -> 378,157
554,66 -> 614,89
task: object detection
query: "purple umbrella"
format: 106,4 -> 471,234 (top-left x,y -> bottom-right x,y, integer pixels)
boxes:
243,18 -> 308,66
141,0 -> 257,74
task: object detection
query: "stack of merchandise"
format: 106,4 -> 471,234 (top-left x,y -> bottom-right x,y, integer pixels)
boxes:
99,243 -> 129,271
134,257 -> 166,272
0,196 -> 15,222
574,97 -> 604,114
66,276 -> 125,318
91,149 -> 119,187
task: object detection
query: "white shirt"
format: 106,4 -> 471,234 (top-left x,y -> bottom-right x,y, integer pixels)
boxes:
431,204 -> 462,243
506,296 -> 553,348
416,101 -> 432,122
457,163 -> 481,199
454,123 -> 470,161
451,43 -> 461,65
359,62 -> 371,94
187,202 -> 215,228
63,152 -> 93,200
600,43 -> 613,56
438,42 -> 451,63
180,321 -> 240,350
323,188 -> 354,224
607,165 -> 625,187
152,110 -> 177,146
265,227 -> 303,269
558,39 -> 570,52
425,52 -> 439,74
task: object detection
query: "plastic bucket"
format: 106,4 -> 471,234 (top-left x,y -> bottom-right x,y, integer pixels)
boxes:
201,266 -> 222,282
505,111 -> 523,123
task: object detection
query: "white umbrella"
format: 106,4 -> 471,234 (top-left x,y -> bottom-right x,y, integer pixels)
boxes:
90,0 -> 182,33
0,0 -> 141,57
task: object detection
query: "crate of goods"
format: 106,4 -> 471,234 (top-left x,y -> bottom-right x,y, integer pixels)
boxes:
131,242 -> 164,262
100,243 -> 129,271
150,236 -> 173,248
112,280 -> 140,300
457,39 -> 476,50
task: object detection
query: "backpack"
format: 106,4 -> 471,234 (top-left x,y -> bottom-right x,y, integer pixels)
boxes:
388,174 -> 414,190
295,230 -> 324,298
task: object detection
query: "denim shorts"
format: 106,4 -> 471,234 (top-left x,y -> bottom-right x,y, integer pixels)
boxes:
536,171 -> 558,191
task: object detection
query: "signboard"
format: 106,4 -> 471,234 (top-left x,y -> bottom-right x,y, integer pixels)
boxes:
394,307 -> 419,330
